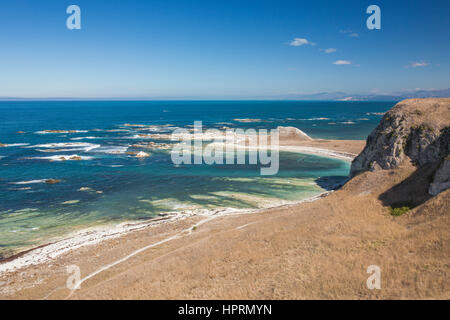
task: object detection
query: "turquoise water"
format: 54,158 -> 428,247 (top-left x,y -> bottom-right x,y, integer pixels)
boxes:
0,100 -> 395,258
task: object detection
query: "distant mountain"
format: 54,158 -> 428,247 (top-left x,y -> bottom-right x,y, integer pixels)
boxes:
341,89 -> 450,101
0,89 -> 448,101
271,88 -> 450,101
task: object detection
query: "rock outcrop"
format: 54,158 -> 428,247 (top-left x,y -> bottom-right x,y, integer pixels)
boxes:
429,156 -> 450,196
45,179 -> 61,184
277,126 -> 312,141
136,151 -> 150,158
350,98 -> 450,195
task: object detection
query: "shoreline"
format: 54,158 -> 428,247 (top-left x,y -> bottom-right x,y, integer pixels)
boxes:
279,145 -> 356,161
0,142 -> 363,275
0,191 -> 332,275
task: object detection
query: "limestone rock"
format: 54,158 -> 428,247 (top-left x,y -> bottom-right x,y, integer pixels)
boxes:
136,151 -> 150,158
277,126 -> 312,141
350,98 -> 450,177
429,156 -> 450,196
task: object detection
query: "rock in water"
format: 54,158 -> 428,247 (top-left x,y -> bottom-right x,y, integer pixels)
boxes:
45,179 -> 61,184
277,126 -> 312,141
136,151 -> 150,158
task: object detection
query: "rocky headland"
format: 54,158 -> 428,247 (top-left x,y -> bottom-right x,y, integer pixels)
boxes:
351,98 -> 450,197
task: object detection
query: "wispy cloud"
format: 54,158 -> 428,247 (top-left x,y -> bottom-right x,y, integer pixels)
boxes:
333,60 -> 352,65
289,38 -> 315,47
340,30 -> 359,38
408,61 -> 430,68
324,48 -> 336,54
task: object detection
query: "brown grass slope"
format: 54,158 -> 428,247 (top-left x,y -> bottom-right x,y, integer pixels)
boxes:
52,164 -> 448,299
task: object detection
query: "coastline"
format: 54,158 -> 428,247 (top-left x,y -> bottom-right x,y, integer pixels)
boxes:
279,145 -> 356,161
0,131 -> 448,298
0,140 -> 363,275
0,189 -> 336,298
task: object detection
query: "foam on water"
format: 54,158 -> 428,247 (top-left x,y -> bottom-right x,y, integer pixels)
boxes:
28,155 -> 94,161
90,146 -> 129,154
10,179 -> 56,185
0,143 -> 29,147
28,142 -> 101,152
35,130 -> 88,134
70,136 -> 105,140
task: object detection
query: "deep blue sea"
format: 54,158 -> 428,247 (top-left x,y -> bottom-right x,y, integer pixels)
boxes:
0,100 -> 395,258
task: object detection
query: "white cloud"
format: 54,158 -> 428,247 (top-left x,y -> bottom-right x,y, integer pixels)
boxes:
289,38 -> 313,47
410,62 -> 430,68
340,30 -> 359,37
324,48 -> 336,54
333,60 -> 352,65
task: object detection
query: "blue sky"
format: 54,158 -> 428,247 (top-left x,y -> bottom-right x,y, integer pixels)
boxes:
0,0 -> 449,98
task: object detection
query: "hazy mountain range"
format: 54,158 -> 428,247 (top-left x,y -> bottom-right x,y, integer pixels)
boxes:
271,88 -> 450,101
0,88 -> 448,101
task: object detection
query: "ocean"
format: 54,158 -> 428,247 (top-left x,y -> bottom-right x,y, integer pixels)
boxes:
0,100 -> 395,258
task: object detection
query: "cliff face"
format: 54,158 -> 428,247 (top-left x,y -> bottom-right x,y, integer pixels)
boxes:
350,98 -> 450,195
429,156 -> 450,196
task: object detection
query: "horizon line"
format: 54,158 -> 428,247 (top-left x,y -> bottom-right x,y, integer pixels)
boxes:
0,97 -> 402,102
0,88 -> 447,102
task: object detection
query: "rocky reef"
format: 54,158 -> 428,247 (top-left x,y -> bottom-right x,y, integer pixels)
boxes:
350,98 -> 450,196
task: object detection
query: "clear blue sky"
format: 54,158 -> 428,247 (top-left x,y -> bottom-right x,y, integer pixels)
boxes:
1,0 -> 449,98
